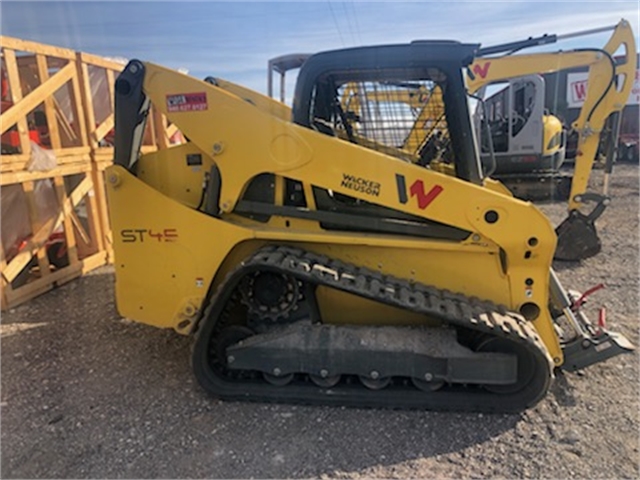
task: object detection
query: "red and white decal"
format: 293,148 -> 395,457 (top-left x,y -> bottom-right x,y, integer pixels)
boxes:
396,174 -> 444,210
166,92 -> 208,112
567,70 -> 640,108
472,61 -> 491,80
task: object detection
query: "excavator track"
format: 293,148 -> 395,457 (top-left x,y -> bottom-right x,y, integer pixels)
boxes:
192,245 -> 554,412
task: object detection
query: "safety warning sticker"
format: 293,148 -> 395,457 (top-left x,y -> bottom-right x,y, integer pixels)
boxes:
166,92 -> 208,112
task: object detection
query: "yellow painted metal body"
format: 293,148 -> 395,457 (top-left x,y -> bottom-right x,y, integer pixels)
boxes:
106,60 -> 567,366
205,77 -> 292,121
542,115 -> 564,157
105,21 -> 637,380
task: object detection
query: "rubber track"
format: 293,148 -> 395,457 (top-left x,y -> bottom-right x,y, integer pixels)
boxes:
192,245 -> 554,412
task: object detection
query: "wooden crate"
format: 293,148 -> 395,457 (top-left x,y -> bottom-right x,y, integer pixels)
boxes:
77,52 -> 182,163
1,165 -> 108,309
0,36 -> 91,172
0,36 -> 184,309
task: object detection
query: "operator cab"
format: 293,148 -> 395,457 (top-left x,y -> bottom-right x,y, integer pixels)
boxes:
291,41 -> 484,185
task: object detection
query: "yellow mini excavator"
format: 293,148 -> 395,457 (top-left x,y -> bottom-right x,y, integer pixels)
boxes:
107,20 -> 635,412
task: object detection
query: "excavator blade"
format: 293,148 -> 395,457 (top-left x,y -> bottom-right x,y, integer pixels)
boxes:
554,210 -> 601,261
497,173 -> 572,202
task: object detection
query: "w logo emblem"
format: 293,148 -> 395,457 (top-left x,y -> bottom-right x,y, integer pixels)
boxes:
396,174 -> 443,209
470,61 -> 491,80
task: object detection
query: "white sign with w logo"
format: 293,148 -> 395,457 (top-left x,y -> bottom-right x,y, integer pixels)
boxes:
566,70 -> 640,108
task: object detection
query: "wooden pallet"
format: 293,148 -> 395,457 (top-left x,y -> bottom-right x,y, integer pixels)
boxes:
1,36 -> 180,309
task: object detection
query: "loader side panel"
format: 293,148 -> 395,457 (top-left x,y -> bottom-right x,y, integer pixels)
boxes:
105,166 -> 254,333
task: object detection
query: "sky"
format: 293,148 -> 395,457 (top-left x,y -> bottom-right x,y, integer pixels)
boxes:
2,1 -> 639,97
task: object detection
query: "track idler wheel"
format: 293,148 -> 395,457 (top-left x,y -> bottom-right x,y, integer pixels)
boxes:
310,373 -> 341,388
263,371 -> 294,386
359,375 -> 391,390
411,376 -> 445,392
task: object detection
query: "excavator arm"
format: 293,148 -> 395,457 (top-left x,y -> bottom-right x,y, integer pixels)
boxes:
467,20 -> 636,260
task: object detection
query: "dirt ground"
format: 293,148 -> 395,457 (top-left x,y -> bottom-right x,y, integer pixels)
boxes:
1,165 -> 638,479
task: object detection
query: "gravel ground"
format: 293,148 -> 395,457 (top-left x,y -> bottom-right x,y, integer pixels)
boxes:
1,165 -> 638,479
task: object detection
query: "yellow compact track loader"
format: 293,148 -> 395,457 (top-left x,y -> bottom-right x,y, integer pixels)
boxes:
107,20 -> 635,412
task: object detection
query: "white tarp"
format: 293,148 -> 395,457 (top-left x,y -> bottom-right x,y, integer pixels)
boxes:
567,69 -> 640,108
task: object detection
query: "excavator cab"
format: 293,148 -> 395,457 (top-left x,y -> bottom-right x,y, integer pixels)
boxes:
477,75 -> 568,199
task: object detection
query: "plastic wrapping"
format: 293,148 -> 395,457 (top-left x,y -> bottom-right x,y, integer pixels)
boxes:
1,185 -> 31,261
0,179 -> 60,263
26,141 -> 58,171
